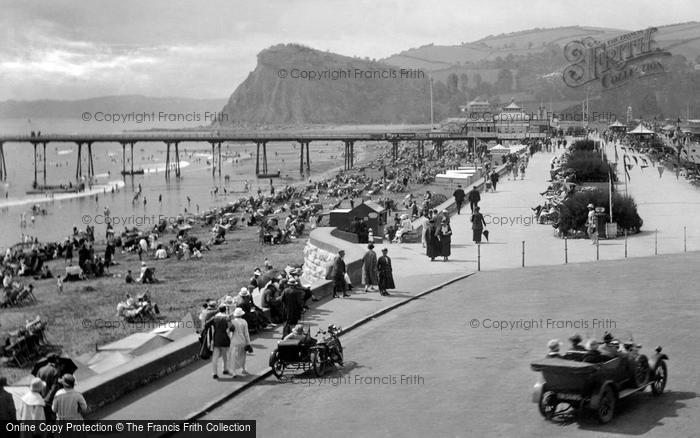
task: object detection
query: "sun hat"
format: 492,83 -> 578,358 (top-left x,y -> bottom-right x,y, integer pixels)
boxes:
287,277 -> 298,285
233,307 -> 245,317
30,377 -> 45,393
223,295 -> 235,306
587,203 -> 594,209
293,324 -> 304,335
58,374 -> 75,388
547,339 -> 560,351
239,287 -> 250,297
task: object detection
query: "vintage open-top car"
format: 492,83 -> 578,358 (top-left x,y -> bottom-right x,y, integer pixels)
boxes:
531,333 -> 668,423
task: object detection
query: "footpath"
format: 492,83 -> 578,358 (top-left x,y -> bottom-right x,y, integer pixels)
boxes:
89,137 -> 700,421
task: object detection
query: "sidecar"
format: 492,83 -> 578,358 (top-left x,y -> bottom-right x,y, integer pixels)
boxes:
268,336 -> 320,379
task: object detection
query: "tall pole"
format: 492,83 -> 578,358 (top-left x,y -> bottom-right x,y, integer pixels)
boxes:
429,76 -> 434,130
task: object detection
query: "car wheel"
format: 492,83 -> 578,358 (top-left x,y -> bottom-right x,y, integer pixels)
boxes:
651,361 -> 667,395
633,355 -> 650,387
538,391 -> 557,420
597,386 -> 616,424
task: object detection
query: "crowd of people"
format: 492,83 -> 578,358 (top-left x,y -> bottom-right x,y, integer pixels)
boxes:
0,353 -> 88,424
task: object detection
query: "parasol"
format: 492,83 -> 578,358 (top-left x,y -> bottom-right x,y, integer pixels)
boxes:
32,354 -> 78,377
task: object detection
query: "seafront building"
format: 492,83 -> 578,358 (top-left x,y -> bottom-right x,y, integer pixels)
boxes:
445,100 -> 557,141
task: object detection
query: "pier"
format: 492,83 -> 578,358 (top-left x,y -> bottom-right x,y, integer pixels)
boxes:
0,131 -> 482,184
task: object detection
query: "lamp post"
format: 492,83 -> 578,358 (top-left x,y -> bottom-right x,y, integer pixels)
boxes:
429,76 -> 434,130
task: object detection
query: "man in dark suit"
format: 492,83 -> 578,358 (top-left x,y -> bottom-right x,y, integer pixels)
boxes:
203,305 -> 233,379
277,277 -> 306,338
467,186 -> 481,213
37,352 -> 60,420
332,250 -> 350,298
452,185 -> 466,214
0,376 -> 17,423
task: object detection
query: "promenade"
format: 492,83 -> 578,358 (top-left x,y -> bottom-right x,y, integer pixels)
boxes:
89,137 -> 700,422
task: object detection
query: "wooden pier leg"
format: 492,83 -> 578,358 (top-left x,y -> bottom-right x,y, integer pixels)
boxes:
33,143 -> 38,187
262,142 -> 268,174
0,142 -> 5,180
211,142 -> 215,177
43,143 -> 47,187
165,142 -> 170,180
121,143 -> 126,177
87,142 -> 94,179
76,142 -> 82,183
306,141 -> 311,173
255,142 -> 260,175
130,143 -> 134,174
299,141 -> 304,175
349,141 -> 354,169
175,142 -> 181,178
218,142 -> 222,176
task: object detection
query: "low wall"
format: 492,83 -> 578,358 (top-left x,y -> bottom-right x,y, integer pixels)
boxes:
80,334 -> 200,414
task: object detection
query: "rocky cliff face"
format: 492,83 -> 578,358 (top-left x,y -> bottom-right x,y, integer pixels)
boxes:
219,44 -> 432,126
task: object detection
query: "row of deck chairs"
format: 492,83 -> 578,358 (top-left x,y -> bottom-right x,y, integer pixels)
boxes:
1,320 -> 51,367
1,284 -> 38,308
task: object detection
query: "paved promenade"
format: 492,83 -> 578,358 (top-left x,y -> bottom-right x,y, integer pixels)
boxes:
90,137 -> 700,421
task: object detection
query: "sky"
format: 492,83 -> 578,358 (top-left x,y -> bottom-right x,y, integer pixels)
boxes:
1,0 -> 698,101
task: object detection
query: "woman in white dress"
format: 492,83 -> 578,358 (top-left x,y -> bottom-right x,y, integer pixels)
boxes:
230,307 -> 251,376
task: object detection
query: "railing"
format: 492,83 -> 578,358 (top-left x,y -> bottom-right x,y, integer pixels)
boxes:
474,226 -> 698,271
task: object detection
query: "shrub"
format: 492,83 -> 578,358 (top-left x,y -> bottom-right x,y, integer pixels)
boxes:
557,189 -> 642,235
563,150 -> 615,183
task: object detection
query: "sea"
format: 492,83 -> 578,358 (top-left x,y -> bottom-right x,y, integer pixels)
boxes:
0,118 -> 350,249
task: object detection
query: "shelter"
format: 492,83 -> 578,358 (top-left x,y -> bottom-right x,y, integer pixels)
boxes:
329,201 -> 387,235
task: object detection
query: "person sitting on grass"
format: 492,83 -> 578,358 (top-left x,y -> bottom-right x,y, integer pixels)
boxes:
125,270 -> 135,284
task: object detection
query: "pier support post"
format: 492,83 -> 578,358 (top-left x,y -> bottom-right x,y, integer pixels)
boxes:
87,142 -> 94,180
130,143 -> 134,174
75,142 -> 82,183
218,142 -> 222,176
33,142 -> 38,187
262,141 -> 268,174
42,143 -> 47,187
255,142 -> 260,175
0,142 -> 6,181
211,142 -> 216,177
165,142 -> 171,180
121,143 -> 126,178
174,142 -> 181,178
299,141 -> 310,175
349,141 -> 354,169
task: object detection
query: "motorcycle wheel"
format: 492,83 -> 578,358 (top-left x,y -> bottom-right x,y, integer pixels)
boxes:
270,351 -> 284,380
312,349 -> 327,377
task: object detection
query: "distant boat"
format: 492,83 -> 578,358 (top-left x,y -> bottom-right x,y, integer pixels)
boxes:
121,169 -> 145,175
57,149 -> 73,155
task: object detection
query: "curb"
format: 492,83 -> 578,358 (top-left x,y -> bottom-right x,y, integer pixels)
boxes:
160,270 -> 476,435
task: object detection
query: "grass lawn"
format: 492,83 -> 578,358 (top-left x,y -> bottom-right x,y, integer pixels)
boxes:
0,226 -> 305,383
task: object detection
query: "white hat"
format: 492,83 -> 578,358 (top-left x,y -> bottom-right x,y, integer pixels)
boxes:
239,288 -> 250,297
233,307 -> 245,317
547,339 -> 560,352
587,203 -> 594,209
223,295 -> 234,306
